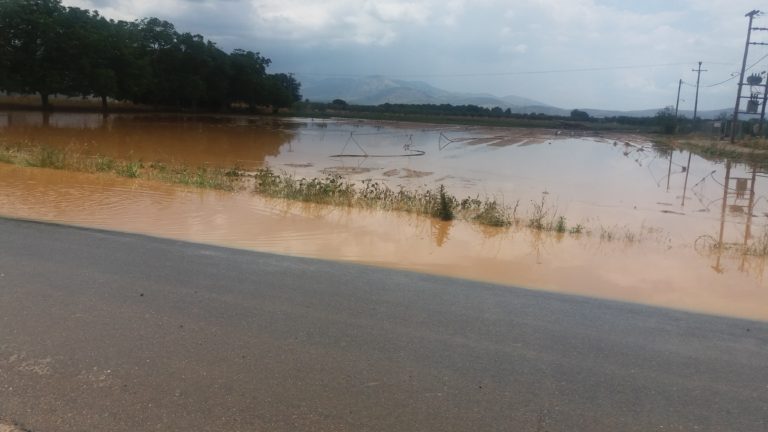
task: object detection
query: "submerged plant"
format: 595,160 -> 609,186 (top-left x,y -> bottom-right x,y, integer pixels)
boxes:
555,216 -> 567,233
25,146 -> 66,169
436,184 -> 455,221
252,168 -> 516,227
471,199 -> 512,227
746,226 -> 768,256
117,161 -> 141,178
569,224 -> 585,235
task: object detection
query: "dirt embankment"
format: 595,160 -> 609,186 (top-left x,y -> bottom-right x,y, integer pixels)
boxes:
660,135 -> 768,161
0,420 -> 29,432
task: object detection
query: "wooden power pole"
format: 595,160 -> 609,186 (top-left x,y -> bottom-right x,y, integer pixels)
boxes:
692,62 -> 707,123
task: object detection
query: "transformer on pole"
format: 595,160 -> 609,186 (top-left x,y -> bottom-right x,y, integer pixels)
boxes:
731,10 -> 767,142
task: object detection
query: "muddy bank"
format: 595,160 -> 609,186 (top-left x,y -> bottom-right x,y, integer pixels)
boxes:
0,420 -> 27,432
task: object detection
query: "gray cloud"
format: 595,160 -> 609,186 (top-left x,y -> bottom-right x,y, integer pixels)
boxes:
62,0 -> 768,110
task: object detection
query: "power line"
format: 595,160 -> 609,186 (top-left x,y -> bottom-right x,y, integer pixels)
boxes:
681,52 -> 768,88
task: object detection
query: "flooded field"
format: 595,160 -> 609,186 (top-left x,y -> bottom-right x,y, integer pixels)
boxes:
1,112 -> 766,321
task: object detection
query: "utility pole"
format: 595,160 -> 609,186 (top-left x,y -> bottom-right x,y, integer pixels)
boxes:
692,62 -> 707,123
674,78 -> 683,118
731,10 -> 763,143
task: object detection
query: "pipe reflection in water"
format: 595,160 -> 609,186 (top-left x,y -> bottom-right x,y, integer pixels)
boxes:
705,160 -> 766,280
0,111 -> 298,169
681,152 -> 693,207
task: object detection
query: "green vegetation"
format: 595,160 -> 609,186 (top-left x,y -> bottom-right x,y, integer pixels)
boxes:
0,143 -> 242,191
437,185 -> 455,221
0,0 -> 301,111
526,195 -> 589,236
464,198 -> 515,227
555,216 -> 567,234
253,168 -> 518,227
655,135 -> 768,164
24,146 -> 66,169
294,101 -> 662,132
0,144 -> 693,245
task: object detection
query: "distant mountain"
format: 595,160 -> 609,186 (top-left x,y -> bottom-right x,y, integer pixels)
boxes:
298,75 -> 732,119
299,75 -> 552,109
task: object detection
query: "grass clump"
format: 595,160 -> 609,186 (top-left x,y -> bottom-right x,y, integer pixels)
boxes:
0,143 -> 241,191
527,195 -> 586,235
93,156 -> 116,172
25,146 -> 66,169
436,185 -> 454,221
150,165 -> 241,190
555,216 -> 567,233
254,168 -> 356,205
463,198 -> 513,227
253,168 -> 516,227
569,224 -> 585,234
116,161 -> 141,178
528,195 -> 551,230
745,226 -> 768,256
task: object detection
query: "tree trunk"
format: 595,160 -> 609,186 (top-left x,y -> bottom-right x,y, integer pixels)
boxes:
101,95 -> 108,112
40,93 -> 50,110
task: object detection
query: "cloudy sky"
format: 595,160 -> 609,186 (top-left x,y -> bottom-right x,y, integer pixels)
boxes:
63,0 -> 768,111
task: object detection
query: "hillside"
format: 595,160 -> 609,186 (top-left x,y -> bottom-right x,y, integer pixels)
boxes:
299,75 -> 732,119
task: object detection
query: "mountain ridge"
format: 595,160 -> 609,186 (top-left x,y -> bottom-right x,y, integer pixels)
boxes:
298,75 -> 731,119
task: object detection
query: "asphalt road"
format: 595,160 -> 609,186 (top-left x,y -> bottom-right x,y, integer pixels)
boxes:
0,216 -> 767,432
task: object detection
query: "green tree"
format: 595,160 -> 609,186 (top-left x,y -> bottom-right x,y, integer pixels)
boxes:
0,2 -> 293,112
0,0 -> 69,108
655,106 -> 677,134
570,109 -> 590,121
266,73 -> 301,109
228,49 -> 270,109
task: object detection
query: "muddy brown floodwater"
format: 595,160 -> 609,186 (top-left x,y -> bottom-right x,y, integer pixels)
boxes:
1,112 -> 766,321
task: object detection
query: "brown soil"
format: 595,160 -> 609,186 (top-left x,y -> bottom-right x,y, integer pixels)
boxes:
0,421 -> 26,432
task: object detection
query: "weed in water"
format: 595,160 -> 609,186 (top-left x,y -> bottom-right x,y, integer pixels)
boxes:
25,146 -> 66,169
528,196 -> 548,230
472,199 -> 512,227
253,168 -> 515,227
94,156 -> 115,172
117,161 -> 141,178
569,224 -> 585,235
746,226 -> 768,256
436,184 -> 455,221
555,216 -> 567,233
529,195 -> 560,231
0,145 -> 16,164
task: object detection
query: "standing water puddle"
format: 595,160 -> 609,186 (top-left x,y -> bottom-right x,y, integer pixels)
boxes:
0,112 -> 766,321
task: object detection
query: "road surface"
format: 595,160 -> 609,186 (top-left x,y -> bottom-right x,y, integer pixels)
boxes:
0,217 -> 766,431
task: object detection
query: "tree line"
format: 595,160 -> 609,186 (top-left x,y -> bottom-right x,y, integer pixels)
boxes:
301,100 -> 669,126
0,0 -> 301,111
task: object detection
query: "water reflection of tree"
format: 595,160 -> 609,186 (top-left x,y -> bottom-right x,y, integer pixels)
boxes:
2,113 -> 298,168
430,219 -> 452,247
